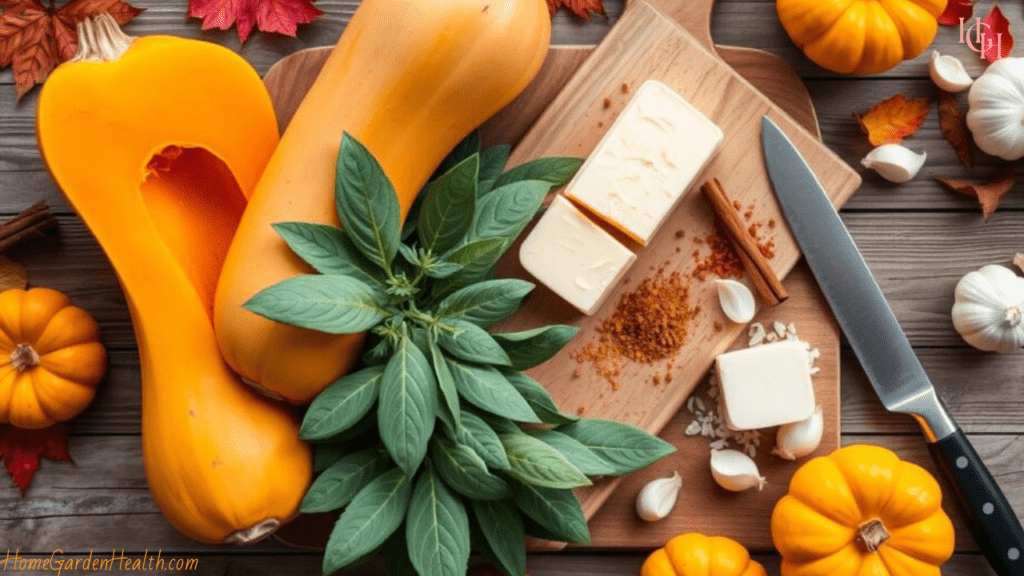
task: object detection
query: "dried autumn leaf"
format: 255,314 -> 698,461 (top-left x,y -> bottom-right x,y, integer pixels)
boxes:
0,0 -> 142,98
934,165 -> 1018,220
0,256 -> 28,291
0,424 -> 71,494
854,94 -> 932,146
980,5 -> 1012,62
547,0 -> 605,20
938,91 -> 972,168
187,0 -> 322,45
937,0 -> 972,26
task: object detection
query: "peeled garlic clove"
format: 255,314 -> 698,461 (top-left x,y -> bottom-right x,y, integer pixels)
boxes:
861,144 -> 927,183
716,279 -> 756,323
710,449 -> 766,492
635,471 -> 682,522
772,405 -> 824,460
930,51 -> 973,93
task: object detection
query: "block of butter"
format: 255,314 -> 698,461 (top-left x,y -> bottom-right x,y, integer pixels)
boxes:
715,340 -> 815,431
565,79 -> 724,245
519,195 -> 636,315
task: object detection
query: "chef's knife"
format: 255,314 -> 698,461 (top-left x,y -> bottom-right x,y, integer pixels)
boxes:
761,115 -> 1024,576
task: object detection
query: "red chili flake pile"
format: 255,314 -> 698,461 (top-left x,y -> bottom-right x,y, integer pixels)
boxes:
691,226 -> 745,280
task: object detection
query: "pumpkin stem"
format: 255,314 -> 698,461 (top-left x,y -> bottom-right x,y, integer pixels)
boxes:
1005,306 -> 1022,327
10,343 -> 40,371
856,519 -> 891,553
225,518 -> 280,545
69,13 -> 135,63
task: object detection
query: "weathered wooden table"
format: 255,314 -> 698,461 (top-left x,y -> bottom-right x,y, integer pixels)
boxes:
1,1 -> 1021,574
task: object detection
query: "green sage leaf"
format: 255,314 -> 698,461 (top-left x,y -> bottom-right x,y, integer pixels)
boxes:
557,419 -> 675,475
493,325 -> 579,371
323,467 -> 412,575
418,155 -> 478,255
378,336 -> 437,474
491,157 -> 583,191
335,132 -> 402,271
508,481 -> 590,544
466,180 -> 550,251
244,274 -> 387,334
440,237 -> 506,291
471,499 -> 526,576
477,144 -> 511,197
429,436 -> 509,500
436,279 -> 533,327
425,260 -> 463,279
437,319 -> 511,366
301,365 -> 385,441
501,370 -> 578,426
397,243 -> 421,267
405,464 -> 471,576
455,410 -> 510,471
526,429 -> 615,476
302,449 -> 391,513
272,222 -> 384,288
428,336 -> 461,429
501,434 -> 591,489
446,358 -> 539,422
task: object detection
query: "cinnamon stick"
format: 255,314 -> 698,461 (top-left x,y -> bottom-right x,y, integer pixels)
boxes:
700,179 -> 788,306
0,201 -> 58,253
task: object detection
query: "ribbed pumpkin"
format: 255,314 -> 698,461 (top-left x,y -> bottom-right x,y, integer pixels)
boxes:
771,444 -> 955,576
214,0 -> 552,404
640,533 -> 768,576
0,287 -> 106,430
36,15 -> 311,544
776,0 -> 947,74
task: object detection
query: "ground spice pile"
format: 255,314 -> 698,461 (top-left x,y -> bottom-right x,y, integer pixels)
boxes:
572,267 -> 693,389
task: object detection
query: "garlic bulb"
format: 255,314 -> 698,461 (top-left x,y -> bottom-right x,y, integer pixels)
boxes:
929,51 -> 973,92
860,144 -> 926,183
710,449 -> 766,492
952,264 -> 1024,353
716,279 -> 756,323
967,58 -> 1024,160
773,405 -> 824,460
635,471 -> 682,522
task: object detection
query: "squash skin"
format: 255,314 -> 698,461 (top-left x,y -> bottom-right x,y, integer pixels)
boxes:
214,0 -> 552,404
640,533 -> 768,576
36,30 -> 311,544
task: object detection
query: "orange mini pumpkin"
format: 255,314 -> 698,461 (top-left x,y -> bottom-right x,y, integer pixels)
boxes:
640,533 -> 768,576
0,287 -> 106,429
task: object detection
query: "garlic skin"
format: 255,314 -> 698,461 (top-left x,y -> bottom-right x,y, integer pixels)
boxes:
929,51 -> 973,93
716,279 -> 756,323
861,144 -> 926,183
952,264 -> 1024,353
710,449 -> 766,492
636,471 -> 682,522
773,405 -> 824,460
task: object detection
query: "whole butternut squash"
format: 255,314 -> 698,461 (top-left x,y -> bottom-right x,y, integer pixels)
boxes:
36,15 -> 311,544
214,0 -> 552,403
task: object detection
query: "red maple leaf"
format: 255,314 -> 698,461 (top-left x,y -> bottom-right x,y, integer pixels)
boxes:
0,424 -> 72,494
547,0 -> 605,20
0,0 -> 141,98
188,0 -> 322,45
980,5 -> 1012,62
937,0 -> 972,26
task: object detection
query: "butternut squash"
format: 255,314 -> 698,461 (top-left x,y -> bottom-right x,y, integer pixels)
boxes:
214,0 -> 552,403
36,15 -> 311,544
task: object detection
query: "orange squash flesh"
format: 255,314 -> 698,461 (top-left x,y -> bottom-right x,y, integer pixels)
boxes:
36,17 -> 311,544
214,0 -> 552,404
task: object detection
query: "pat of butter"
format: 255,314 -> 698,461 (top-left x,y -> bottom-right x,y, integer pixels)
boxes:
565,79 -> 724,245
519,195 -> 636,315
715,340 -> 815,431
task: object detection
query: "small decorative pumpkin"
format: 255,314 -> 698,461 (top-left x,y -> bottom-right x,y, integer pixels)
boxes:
640,533 -> 767,576
776,0 -> 946,74
772,444 -> 954,576
0,287 -> 106,429
952,264 -> 1024,353
967,58 -> 1024,160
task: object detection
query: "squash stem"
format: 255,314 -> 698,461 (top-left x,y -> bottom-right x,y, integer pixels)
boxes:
70,13 -> 135,63
10,343 -> 40,371
225,518 -> 281,545
856,519 -> 890,553
1005,306 -> 1022,327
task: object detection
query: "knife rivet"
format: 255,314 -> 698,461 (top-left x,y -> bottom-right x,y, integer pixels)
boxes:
1009,548 -> 1020,561
956,456 -> 969,469
984,502 -> 995,515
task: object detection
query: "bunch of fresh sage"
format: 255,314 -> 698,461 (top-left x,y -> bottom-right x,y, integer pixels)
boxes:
245,131 -> 675,576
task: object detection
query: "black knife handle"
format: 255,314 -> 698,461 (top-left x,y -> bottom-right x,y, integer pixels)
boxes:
929,429 -> 1024,576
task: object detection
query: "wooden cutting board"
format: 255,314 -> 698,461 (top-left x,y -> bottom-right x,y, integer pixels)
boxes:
265,0 -> 853,552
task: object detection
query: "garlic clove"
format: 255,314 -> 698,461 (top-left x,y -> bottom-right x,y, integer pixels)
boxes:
716,279 -> 756,323
861,144 -> 927,183
710,449 -> 766,492
772,405 -> 824,460
930,51 -> 973,93
635,471 -> 682,522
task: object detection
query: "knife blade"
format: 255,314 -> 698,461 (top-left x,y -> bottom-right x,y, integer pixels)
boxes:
761,115 -> 1024,576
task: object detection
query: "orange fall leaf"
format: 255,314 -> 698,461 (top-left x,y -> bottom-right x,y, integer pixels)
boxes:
934,166 -> 1018,221
938,91 -> 972,169
855,93 -> 932,147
